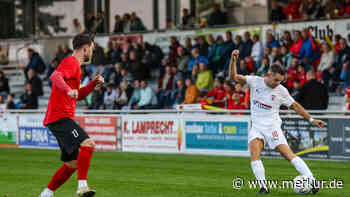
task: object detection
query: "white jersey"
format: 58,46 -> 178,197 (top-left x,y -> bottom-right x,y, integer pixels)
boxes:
246,76 -> 295,129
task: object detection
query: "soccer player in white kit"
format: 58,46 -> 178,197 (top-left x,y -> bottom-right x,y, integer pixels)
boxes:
229,50 -> 324,194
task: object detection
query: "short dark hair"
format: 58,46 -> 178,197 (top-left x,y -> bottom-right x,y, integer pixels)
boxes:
72,33 -> 95,50
269,64 -> 285,76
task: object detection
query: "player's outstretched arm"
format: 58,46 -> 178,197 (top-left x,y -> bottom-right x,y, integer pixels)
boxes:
290,102 -> 325,128
229,50 -> 247,84
77,75 -> 104,101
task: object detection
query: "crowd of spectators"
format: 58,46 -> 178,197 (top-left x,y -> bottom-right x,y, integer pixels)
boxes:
270,0 -> 350,22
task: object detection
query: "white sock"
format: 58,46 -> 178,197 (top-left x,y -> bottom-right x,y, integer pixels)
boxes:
40,188 -> 53,197
251,160 -> 267,189
78,180 -> 88,189
291,156 -> 315,180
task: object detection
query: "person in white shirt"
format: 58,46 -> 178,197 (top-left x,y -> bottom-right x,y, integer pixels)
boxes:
229,50 -> 324,195
250,34 -> 264,63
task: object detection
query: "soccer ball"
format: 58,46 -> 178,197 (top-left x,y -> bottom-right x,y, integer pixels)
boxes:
293,175 -> 312,194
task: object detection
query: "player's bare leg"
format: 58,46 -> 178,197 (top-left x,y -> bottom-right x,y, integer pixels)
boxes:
39,160 -> 77,197
76,138 -> 96,197
249,138 -> 269,194
276,144 -> 319,194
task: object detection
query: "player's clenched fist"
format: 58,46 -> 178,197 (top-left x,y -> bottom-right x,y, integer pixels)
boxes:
231,50 -> 240,61
68,89 -> 78,99
94,75 -> 105,88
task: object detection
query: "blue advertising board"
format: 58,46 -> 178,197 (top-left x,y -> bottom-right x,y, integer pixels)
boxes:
184,120 -> 249,151
18,127 -> 58,148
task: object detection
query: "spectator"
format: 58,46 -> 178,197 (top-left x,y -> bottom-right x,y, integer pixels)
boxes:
208,35 -> 225,73
281,31 -> 294,49
300,0 -> 324,20
228,93 -> 246,110
271,47 -> 281,64
109,63 -> 122,86
196,36 -> 209,57
46,58 -> 58,84
318,43 -> 335,88
196,62 -> 213,92
242,32 -> 253,59
106,41 -> 120,65
298,29 -> 320,63
130,12 -> 147,32
72,18 -> 85,34
158,65 -> 174,108
96,11 -> 106,34
281,46 -> 293,69
91,43 -> 106,67
113,15 -> 124,33
265,32 -> 280,49
20,83 -> 38,109
283,0 -> 302,20
182,8 -> 194,28
235,35 -> 245,55
202,77 -> 225,107
191,64 -> 199,83
257,57 -> 270,76
168,36 -> 180,63
286,57 -> 299,88
290,78 -> 301,99
122,13 -> 131,33
341,60 -> 350,91
233,83 -> 246,104
264,47 -> 273,65
323,0 -> 342,18
290,30 -> 303,57
86,12 -> 96,32
296,64 -> 307,87
27,69 -> 43,97
0,70 -> 10,96
222,31 -> 235,69
129,50 -> 149,80
170,79 -> 186,107
184,78 -> 200,104
90,87 -> 104,109
334,34 -> 342,52
166,19 -> 176,30
114,80 -> 132,109
207,34 -> 216,52
120,52 -> 130,68
296,70 -> 328,110
0,46 -> 9,65
185,37 -> 193,52
120,67 -> 133,85
63,44 -> 73,57
134,80 -> 158,109
171,65 -> 184,88
238,59 -> 251,75
270,0 -> 286,22
208,3 -> 226,26
6,93 -> 16,109
176,46 -> 191,73
25,48 -> 46,78
251,34 -> 264,64
0,95 -> 5,110
188,48 -> 209,72
127,80 -> 141,108
55,45 -> 65,63
333,38 -> 350,90
103,83 -> 116,109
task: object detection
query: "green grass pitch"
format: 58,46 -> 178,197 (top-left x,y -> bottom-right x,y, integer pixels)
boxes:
0,148 -> 348,197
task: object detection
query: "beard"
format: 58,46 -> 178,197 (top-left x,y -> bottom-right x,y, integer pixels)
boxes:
83,53 -> 91,62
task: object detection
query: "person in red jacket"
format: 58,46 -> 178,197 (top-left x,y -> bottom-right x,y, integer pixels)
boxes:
200,77 -> 225,107
39,33 -> 104,197
296,64 -> 307,87
283,0 -> 302,20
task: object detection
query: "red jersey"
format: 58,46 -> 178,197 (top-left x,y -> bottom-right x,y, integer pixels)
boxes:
206,87 -> 225,107
43,56 -> 95,125
347,87 -> 350,110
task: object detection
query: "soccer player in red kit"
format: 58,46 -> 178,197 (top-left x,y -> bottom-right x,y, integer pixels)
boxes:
39,33 -> 104,197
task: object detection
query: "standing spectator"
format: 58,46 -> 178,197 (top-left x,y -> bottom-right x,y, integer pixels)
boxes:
235,35 -> 245,55
90,87 -> 104,109
197,36 -> 209,57
318,43 -> 335,88
91,43 -> 106,67
182,8 -> 193,28
265,32 -> 280,49
296,70 -> 328,109
188,48 -> 209,72
196,62 -> 213,92
171,65 -> 184,88
185,37 -> 193,53
168,36 -> 180,63
290,30 -> 303,57
176,46 -> 191,73
6,93 -> 16,109
290,79 -> 301,99
113,15 -> 124,33
129,50 -> 149,80
270,0 -> 286,22
0,70 -> 9,97
27,69 -> 43,97
300,0 -> 324,20
257,57 -> 270,76
170,79 -> 186,107
208,3 -> 226,26
184,78 -> 200,104
122,13 -> 131,33
86,12 -> 96,32
103,83 -> 116,109
130,12 -> 147,32
25,48 -> 46,78
251,34 -> 264,64
72,18 -> 85,34
134,80 -> 158,109
242,32 -> 253,59
208,35 -> 225,73
96,11 -> 106,34
298,29 -> 320,63
120,52 -> 130,68
0,46 -> 9,65
281,31 -> 294,49
20,83 -> 38,109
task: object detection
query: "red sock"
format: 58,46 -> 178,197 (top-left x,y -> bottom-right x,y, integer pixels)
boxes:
47,164 -> 76,191
77,146 -> 94,180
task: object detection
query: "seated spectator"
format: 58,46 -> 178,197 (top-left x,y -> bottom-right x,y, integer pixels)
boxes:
114,81 -> 133,109
120,67 -> 133,85
339,0 -> 350,16
171,65 -> 184,89
332,38 -> 350,91
233,83 -> 246,104
251,34 -> 264,64
208,3 -> 226,26
286,57 -> 299,88
109,63 -> 122,86
264,47 -> 273,65
176,46 -> 191,73
318,43 -> 335,88
134,80 -> 158,109
46,58 -> 59,86
157,65 -> 174,108
120,53 -> 130,68
90,87 -> 104,109
20,83 -> 38,109
300,0 -> 324,20
237,59 -> 250,75
201,77 -> 225,108
27,69 -> 43,97
6,93 -> 16,109
296,64 -> 307,87
283,0 -> 302,20
185,37 -> 193,53
280,46 -> 293,69
0,70 -> 10,97
257,57 -> 270,76
196,36 -> 209,57
281,31 -> 293,50
290,79 -> 301,99
223,80 -> 233,105
25,48 -> 46,78
196,62 -> 214,93
168,36 -> 180,63
130,12 -> 147,32
113,14 -> 124,33
103,83 -> 116,109
129,50 -> 149,80
191,64 -> 199,83
207,34 -> 216,52
170,79 -> 186,107
235,35 -> 245,54
270,0 -> 286,22
228,93 -> 246,110
341,60 -> 350,91
95,11 -> 106,33
271,46 -> 281,64
0,46 -> 9,65
265,32 -> 280,49
127,80 -> 141,108
208,35 -> 225,73
184,78 -> 200,104
296,70 -> 328,110
188,48 -> 209,72
106,42 -> 122,65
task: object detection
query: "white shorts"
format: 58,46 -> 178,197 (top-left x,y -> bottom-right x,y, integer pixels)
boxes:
248,125 -> 288,149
